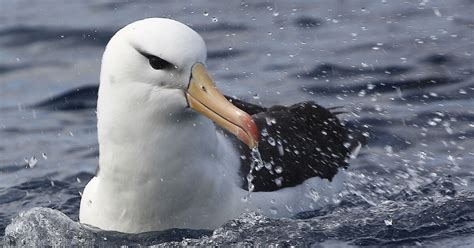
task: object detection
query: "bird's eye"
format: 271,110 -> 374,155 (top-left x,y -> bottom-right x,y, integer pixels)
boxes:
147,55 -> 173,70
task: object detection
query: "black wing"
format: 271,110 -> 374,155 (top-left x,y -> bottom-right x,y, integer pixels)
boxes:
225,96 -> 358,192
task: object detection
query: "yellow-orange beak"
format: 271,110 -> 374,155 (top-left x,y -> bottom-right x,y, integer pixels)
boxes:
186,63 -> 258,149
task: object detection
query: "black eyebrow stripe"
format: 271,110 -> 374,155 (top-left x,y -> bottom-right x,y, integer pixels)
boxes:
135,48 -> 148,56
137,49 -> 165,60
136,49 -> 174,66
137,49 -> 156,59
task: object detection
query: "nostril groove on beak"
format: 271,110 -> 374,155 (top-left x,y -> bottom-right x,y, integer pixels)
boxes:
201,85 -> 207,92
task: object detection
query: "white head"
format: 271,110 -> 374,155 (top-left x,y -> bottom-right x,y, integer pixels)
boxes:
97,18 -> 257,166
101,18 -> 206,91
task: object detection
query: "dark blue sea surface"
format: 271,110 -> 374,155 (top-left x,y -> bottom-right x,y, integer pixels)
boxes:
1,0 -> 473,246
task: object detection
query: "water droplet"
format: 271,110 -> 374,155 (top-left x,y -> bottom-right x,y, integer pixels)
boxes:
384,218 -> 393,226
228,46 -> 233,51
50,181 -> 55,187
252,94 -> 259,99
265,162 -> 272,170
309,188 -> 320,202
248,183 -> 255,191
415,38 -> 424,44
203,12 -> 209,16
445,126 -> 453,134
246,173 -> 254,182
433,7 -> 442,17
275,166 -> 283,174
267,137 -> 276,146
277,141 -> 284,156
265,116 -> 276,126
274,177 -> 283,187
212,17 -> 218,22
41,152 -> 48,160
272,12 -> 279,17
25,156 -> 38,168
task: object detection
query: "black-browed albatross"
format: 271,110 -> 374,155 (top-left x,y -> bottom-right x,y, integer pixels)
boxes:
78,18 -> 361,233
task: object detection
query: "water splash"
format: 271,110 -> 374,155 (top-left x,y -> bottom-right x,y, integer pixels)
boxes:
24,156 -> 38,168
246,147 -> 264,198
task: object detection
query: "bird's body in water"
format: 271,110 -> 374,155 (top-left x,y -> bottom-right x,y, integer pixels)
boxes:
79,18 -> 359,233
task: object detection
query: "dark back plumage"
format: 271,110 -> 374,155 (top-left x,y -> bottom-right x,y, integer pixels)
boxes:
227,97 -> 356,192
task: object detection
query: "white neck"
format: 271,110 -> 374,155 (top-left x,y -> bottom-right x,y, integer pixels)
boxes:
80,79 -> 243,232
96,81 -> 220,183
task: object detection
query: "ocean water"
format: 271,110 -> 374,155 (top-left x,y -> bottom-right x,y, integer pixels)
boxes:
1,0 -> 473,246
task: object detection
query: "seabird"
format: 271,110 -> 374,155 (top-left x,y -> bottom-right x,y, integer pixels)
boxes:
79,18 -> 360,233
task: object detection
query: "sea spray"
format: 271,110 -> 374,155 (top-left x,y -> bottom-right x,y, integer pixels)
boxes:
242,147 -> 264,202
